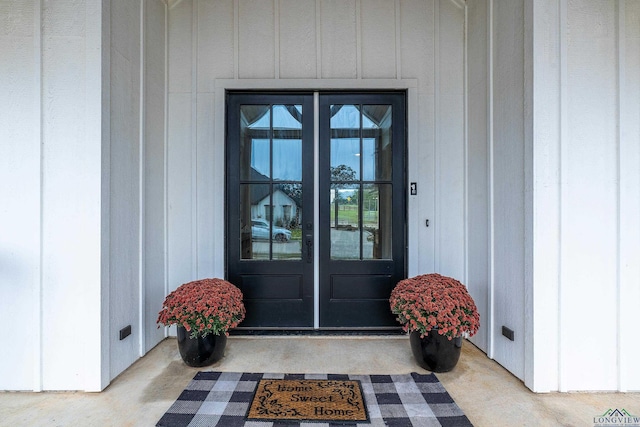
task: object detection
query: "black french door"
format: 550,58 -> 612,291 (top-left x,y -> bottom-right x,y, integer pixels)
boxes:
318,93 -> 406,328
226,91 -> 406,329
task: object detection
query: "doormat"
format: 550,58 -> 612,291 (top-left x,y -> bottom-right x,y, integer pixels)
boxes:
246,378 -> 368,422
156,372 -> 474,427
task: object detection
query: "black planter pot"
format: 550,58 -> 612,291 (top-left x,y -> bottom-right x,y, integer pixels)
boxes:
176,326 -> 227,367
410,330 -> 462,373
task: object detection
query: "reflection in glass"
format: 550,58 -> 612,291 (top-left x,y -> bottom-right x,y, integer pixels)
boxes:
363,184 -> 392,260
240,105 -> 270,180
273,183 -> 302,260
330,183 -> 360,260
241,184 -> 269,260
239,104 -> 304,261
273,105 -> 302,130
240,184 -> 302,261
273,139 -> 301,181
327,103 -> 393,260
362,105 -> 392,181
330,105 -> 360,129
330,140 -> 360,180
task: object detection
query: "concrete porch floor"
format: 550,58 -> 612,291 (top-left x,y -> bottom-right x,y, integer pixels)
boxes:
1,336 -> 638,426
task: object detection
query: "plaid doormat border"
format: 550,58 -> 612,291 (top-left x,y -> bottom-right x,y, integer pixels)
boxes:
157,371 -> 473,427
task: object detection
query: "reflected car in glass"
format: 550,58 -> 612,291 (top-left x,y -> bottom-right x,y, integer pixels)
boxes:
251,219 -> 291,242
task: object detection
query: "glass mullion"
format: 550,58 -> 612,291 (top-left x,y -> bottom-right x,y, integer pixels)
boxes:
269,105 -> 274,260
358,105 -> 364,260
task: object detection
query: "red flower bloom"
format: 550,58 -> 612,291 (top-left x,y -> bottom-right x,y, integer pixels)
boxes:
389,274 -> 480,340
157,278 -> 246,338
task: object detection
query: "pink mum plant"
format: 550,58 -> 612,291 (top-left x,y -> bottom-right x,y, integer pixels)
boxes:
390,274 -> 480,340
157,278 -> 245,338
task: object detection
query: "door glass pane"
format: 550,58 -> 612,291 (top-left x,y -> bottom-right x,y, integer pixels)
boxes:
272,183 -> 302,260
240,183 -> 271,260
330,105 -> 360,180
330,140 -> 360,180
273,138 -> 302,181
330,183 -> 360,260
362,105 -> 392,181
240,104 -> 303,262
240,105 -> 270,180
363,183 -> 392,260
330,105 -> 360,129
328,103 -> 394,261
273,105 -> 302,181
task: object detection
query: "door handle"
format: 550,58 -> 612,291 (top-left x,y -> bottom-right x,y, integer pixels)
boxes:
305,235 -> 313,263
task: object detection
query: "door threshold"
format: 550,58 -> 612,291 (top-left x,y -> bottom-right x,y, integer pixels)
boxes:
230,328 -> 405,337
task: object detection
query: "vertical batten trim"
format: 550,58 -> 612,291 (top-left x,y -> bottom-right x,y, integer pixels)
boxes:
163,0 -> 170,318
558,0 -> 568,392
487,0 -> 495,360
356,0 -> 362,79
191,1 -> 198,277
395,0 -> 402,79
462,0 -> 469,285
234,0 -> 239,79
616,0 -> 625,392
274,0 -> 280,79
35,0 -> 43,392
100,0 -> 112,389
315,0 -> 322,78
522,0 -> 534,388
434,0 -> 441,274
138,0 -> 146,356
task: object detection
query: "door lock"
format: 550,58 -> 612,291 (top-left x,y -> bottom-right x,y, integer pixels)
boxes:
305,235 -> 313,263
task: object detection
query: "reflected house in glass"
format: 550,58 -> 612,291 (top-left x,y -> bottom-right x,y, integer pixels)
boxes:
249,168 -> 301,228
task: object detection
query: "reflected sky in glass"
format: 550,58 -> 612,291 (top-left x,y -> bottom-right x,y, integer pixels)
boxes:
248,104 -> 383,182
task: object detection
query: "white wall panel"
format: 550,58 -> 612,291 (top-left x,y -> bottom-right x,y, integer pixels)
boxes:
562,0 -> 618,391
400,0 -> 433,83
528,0 -> 561,392
320,0 -> 358,78
168,0 -> 192,92
361,0 -> 396,78
620,0 -> 640,391
465,0 -> 489,355
238,0 -> 275,78
167,93 -> 194,291
279,0 -> 317,79
41,0 -> 104,390
399,0 -> 436,277
436,0 -> 465,280
491,0 -> 525,380
144,0 -> 168,352
196,93 -> 216,278
197,0 -> 234,91
108,0 -> 141,381
0,0 -> 39,391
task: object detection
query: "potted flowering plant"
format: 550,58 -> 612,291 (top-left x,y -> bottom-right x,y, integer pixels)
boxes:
157,278 -> 245,367
389,274 -> 479,372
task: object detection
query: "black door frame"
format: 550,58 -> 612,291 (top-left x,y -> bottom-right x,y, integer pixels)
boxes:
226,92 -> 315,328
226,90 -> 407,330
318,92 -> 407,328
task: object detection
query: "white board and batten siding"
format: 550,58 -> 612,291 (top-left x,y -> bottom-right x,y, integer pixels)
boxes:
468,0 -> 640,392
532,0 -> 640,393
4,0 -> 637,394
0,0 -> 168,391
0,0 -> 106,391
166,0 -> 468,329
559,0 -> 640,393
